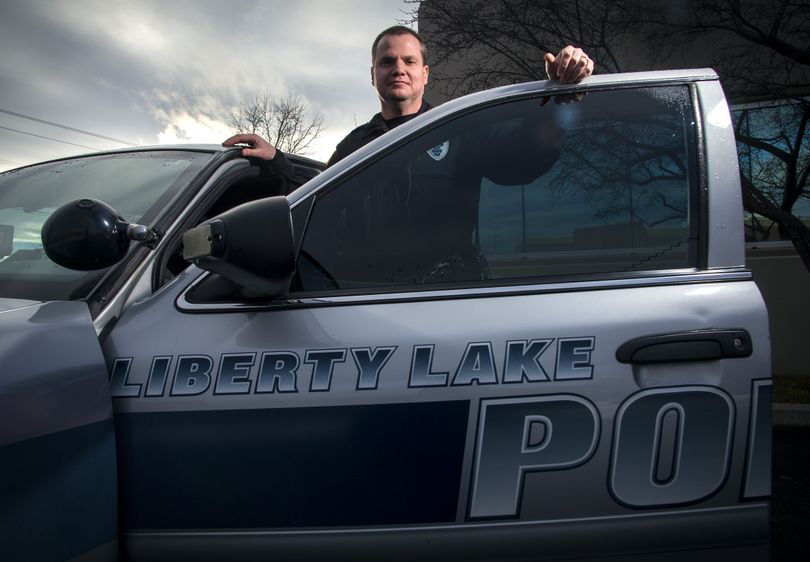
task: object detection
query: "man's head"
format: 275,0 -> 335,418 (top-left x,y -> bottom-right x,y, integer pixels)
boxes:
371,26 -> 429,118
371,26 -> 427,65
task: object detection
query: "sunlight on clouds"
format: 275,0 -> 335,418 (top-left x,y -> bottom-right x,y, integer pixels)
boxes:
157,112 -> 232,145
116,21 -> 169,55
1,0 -> 413,168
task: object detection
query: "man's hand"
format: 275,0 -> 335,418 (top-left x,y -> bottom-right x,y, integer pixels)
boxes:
222,133 -> 278,160
544,46 -> 594,84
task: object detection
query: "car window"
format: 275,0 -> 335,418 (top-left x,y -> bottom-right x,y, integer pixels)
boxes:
158,158 -> 325,287
296,86 -> 698,294
0,151 -> 210,301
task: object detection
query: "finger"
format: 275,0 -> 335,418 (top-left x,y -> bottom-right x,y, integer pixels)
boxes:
564,59 -> 587,84
556,46 -> 576,79
574,56 -> 594,82
561,48 -> 585,83
544,52 -> 556,80
240,147 -> 263,158
582,58 -> 594,80
222,133 -> 254,147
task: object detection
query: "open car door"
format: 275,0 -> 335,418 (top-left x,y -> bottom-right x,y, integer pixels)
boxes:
0,300 -> 117,561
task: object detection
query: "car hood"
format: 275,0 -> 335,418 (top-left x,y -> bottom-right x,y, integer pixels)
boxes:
0,297 -> 47,314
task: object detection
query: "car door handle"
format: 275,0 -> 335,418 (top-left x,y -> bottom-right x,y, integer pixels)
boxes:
616,329 -> 753,364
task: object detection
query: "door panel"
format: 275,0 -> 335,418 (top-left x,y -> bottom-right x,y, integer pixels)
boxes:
0,301 -> 117,561
107,274 -> 769,559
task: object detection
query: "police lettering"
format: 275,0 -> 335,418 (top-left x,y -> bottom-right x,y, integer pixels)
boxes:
109,337 -> 595,398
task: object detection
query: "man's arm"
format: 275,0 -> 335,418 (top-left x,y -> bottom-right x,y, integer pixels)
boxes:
544,46 -> 594,83
222,133 -> 299,196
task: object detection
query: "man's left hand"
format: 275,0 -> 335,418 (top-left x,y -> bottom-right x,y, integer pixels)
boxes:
544,46 -> 594,84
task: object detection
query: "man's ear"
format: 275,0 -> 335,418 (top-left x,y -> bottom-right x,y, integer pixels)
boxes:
424,65 -> 429,84
370,66 -> 375,86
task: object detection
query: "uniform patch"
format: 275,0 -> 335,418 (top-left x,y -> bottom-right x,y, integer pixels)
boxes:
427,141 -> 450,161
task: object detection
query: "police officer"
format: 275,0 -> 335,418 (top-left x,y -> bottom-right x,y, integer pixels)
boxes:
222,25 -> 594,191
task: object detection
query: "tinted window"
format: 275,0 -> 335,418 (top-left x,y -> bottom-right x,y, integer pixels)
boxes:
297,87 -> 697,294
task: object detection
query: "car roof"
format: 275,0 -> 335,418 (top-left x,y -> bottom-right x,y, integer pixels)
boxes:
1,144 -> 325,174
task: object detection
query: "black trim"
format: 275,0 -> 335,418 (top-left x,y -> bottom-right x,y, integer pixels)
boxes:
291,195 -> 314,251
616,329 -> 753,364
691,84 -> 710,270
116,401 -> 469,529
740,378 -> 773,502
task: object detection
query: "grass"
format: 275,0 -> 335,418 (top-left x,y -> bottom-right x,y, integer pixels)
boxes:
773,375 -> 810,404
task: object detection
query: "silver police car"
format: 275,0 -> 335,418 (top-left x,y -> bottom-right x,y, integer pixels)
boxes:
0,70 -> 772,562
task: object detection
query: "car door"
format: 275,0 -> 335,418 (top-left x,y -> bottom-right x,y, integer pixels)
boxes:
0,300 -> 118,562
107,72 -> 771,561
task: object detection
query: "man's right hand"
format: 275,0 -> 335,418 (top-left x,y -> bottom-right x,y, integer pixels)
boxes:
222,133 -> 278,160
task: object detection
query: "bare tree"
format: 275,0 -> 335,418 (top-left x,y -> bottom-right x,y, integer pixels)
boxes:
412,0 -> 664,99
413,0 -> 810,270
229,92 -> 324,155
658,0 -> 810,270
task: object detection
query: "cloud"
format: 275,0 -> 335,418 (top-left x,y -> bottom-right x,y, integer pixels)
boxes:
0,0 -> 415,169
156,111 -> 232,145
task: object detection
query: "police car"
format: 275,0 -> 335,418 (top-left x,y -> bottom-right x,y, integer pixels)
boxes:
0,69 -> 772,561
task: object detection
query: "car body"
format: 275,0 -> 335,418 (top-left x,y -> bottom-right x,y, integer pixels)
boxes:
0,69 -> 772,562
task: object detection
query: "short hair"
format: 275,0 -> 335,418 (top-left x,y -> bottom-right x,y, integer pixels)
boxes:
371,25 -> 427,66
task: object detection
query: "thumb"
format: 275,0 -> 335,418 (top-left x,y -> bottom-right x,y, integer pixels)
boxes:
544,52 -> 555,64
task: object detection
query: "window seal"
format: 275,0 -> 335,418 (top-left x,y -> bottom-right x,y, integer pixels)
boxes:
176,268 -> 752,314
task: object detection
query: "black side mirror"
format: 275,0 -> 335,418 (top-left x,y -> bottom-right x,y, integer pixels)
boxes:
183,196 -> 295,298
41,198 -> 159,270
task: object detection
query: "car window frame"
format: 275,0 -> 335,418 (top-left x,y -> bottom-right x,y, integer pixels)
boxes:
289,83 -> 706,299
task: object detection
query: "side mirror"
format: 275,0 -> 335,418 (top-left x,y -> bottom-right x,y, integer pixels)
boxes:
41,198 -> 159,270
183,196 -> 295,298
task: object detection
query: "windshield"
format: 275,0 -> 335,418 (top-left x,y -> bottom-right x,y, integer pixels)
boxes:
0,150 -> 212,302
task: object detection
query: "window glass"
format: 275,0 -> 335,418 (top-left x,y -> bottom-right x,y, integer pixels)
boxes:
297,87 -> 697,293
732,102 -> 810,243
0,151 -> 209,301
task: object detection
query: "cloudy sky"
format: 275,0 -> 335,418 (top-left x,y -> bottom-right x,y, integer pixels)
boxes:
0,0 -> 417,172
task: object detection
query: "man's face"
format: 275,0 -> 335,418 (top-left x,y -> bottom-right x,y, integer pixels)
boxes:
372,33 -> 429,110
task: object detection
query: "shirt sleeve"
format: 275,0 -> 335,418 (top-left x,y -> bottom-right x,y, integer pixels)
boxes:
256,150 -> 302,196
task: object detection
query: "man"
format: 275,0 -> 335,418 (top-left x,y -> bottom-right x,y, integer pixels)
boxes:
222,26 -> 594,191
